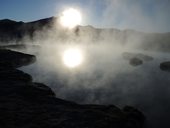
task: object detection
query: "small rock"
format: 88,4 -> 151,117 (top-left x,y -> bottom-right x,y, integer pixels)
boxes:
160,61 -> 170,72
122,52 -> 153,61
129,58 -> 143,66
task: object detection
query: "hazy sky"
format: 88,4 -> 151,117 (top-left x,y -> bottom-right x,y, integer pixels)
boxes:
0,0 -> 170,32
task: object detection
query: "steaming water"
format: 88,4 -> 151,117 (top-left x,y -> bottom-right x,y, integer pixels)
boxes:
18,45 -> 170,128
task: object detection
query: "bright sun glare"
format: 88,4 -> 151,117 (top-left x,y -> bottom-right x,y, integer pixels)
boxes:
63,48 -> 83,68
59,8 -> 82,29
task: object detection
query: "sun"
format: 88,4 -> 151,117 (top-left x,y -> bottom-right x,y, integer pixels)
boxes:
59,8 -> 82,29
63,48 -> 83,68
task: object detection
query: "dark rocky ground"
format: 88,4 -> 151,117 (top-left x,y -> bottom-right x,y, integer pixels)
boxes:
0,49 -> 145,128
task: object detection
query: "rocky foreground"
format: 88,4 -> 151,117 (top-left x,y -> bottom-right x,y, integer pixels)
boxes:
0,49 -> 145,128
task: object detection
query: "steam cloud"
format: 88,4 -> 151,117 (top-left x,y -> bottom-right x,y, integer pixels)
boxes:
87,0 -> 170,32
17,23 -> 170,128
3,1 -> 170,127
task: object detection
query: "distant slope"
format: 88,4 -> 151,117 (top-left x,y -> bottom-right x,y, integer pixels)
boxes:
0,17 -> 54,42
0,17 -> 170,51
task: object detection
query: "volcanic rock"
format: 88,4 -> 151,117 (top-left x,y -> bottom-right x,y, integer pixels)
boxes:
0,49 -> 36,69
122,52 -> 153,61
160,61 -> 170,72
129,58 -> 143,66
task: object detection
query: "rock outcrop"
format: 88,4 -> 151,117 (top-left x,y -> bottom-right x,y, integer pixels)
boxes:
0,49 -> 36,69
129,57 -> 143,66
160,61 -> 170,72
123,52 -> 153,66
0,49 -> 145,128
122,52 -> 153,61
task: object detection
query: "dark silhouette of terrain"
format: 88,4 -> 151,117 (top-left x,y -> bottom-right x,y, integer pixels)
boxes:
0,17 -> 54,42
0,49 -> 145,128
0,17 -> 170,51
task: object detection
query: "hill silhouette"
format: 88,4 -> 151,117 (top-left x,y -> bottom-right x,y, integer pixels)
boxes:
0,17 -> 170,52
0,17 -> 170,51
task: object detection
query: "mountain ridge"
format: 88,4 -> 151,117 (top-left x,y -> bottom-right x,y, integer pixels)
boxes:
0,17 -> 170,52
